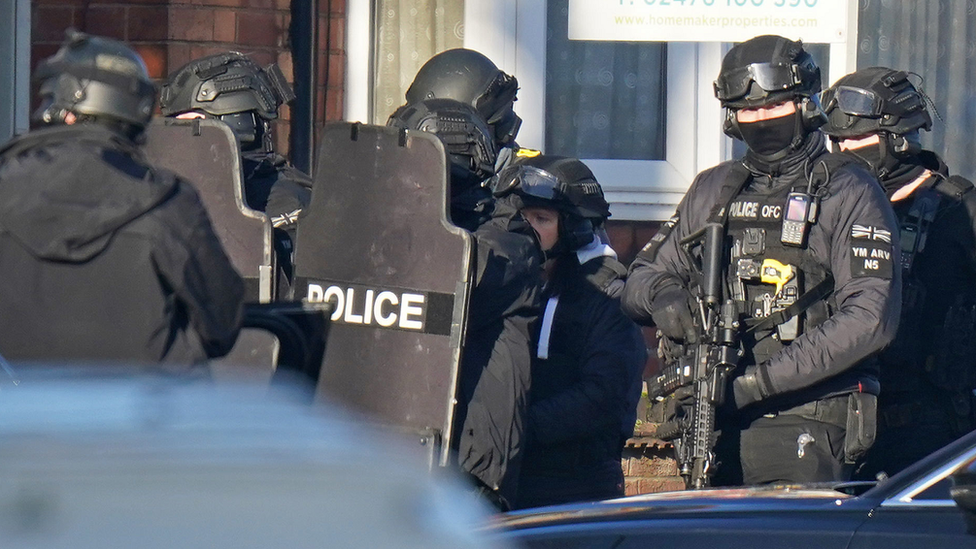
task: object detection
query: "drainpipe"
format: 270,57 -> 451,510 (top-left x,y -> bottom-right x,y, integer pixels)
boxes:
290,0 -> 319,174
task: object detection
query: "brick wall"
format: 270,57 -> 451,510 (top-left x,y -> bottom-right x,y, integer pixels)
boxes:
30,0 -> 346,156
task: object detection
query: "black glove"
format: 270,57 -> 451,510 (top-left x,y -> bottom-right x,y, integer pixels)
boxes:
731,366 -> 768,409
651,286 -> 698,343
651,385 -> 696,440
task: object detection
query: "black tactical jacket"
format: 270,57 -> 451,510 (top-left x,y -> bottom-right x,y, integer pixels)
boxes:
623,134 -> 900,406
516,252 -> 646,509
0,125 -> 244,366
453,193 -> 543,506
875,151 -> 976,419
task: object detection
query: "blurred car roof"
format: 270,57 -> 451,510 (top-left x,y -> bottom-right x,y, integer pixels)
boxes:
0,369 -> 509,549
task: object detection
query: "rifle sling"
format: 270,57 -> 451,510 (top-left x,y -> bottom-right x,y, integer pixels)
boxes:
743,274 -> 834,334
707,161 -> 754,225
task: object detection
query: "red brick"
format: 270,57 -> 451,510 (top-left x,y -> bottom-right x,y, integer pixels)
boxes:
169,7 -> 215,41
213,9 -> 237,42
316,17 -> 328,51
189,44 -> 228,60
328,15 -> 344,51
328,52 -> 344,84
34,6 -> 77,42
636,478 -> 686,494
316,86 -> 326,117
31,44 -> 62,71
236,11 -> 280,47
313,52 -> 326,81
324,87 -> 343,121
605,222 -> 636,261
247,50 -> 275,67
327,0 -> 345,16
276,50 -> 293,80
274,121 -> 289,154
626,453 -> 679,478
33,0 -> 86,5
133,44 -> 168,79
633,221 -> 663,249
127,6 -> 169,42
190,0 -> 246,7
242,0 -> 276,9
277,12 -> 290,41
167,43 -> 195,74
91,0 -> 161,5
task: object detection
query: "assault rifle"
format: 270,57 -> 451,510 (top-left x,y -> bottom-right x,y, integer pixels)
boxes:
651,222 -> 741,489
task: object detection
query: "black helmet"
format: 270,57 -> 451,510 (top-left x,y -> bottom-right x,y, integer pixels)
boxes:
714,35 -> 822,109
494,155 -> 610,253
159,52 -> 295,152
820,67 -> 932,139
33,30 -> 156,133
820,67 -> 932,177
405,49 -> 521,148
387,98 -> 498,197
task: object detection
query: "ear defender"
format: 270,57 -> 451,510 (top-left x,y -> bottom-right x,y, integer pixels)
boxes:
799,96 -> 827,131
891,134 -> 922,156
560,216 -> 596,252
723,109 -> 743,140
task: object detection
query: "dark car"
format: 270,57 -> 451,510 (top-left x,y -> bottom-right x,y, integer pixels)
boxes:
487,429 -> 976,549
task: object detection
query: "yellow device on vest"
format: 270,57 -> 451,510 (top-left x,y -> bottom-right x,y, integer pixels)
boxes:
760,259 -> 794,297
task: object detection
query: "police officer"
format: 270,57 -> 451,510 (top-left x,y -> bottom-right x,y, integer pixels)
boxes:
388,98 -> 543,509
493,155 -> 645,508
821,67 -> 976,478
159,52 -> 312,296
622,35 -> 901,485
0,31 -> 243,367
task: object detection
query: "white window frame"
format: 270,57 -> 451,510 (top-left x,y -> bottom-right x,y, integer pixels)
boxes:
345,0 -> 857,221
1,0 -> 31,143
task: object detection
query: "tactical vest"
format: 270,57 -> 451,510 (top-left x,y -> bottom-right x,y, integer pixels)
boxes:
710,158 -> 852,366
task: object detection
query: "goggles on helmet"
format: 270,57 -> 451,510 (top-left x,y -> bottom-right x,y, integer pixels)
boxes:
714,62 -> 803,102
493,165 -> 565,202
819,86 -> 884,117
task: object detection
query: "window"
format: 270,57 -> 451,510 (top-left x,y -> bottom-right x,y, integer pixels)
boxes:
544,0 -> 667,162
370,1 -> 463,125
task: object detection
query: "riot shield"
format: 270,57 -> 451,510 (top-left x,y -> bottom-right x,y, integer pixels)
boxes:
142,118 -> 275,303
295,122 -> 473,466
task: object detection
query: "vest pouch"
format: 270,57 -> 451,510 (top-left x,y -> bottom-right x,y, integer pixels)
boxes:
844,392 -> 877,464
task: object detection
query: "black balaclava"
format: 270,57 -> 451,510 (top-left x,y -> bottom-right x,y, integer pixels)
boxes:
844,131 -> 922,180
738,110 -> 803,157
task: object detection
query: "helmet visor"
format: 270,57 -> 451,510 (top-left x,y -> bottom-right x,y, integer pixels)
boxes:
714,62 -> 800,102
493,165 -> 564,202
820,85 -> 883,117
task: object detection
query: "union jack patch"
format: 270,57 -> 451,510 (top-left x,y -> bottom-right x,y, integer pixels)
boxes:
851,224 -> 892,243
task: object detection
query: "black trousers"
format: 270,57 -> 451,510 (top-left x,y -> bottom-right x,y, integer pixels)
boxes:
714,396 -> 851,486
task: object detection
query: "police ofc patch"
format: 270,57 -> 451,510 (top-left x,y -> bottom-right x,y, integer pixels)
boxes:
850,224 -> 893,278
728,198 -> 783,221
